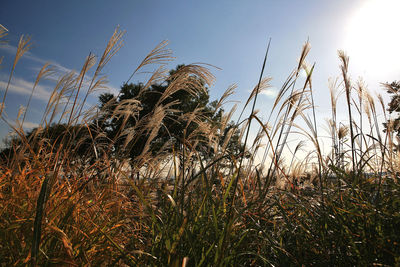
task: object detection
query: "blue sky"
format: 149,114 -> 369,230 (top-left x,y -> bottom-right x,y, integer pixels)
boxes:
1,0 -> 399,147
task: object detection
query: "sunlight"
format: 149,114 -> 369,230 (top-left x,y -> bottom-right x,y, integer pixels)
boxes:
345,0 -> 400,79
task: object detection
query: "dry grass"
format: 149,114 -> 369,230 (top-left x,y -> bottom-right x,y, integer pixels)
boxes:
1,25 -> 399,266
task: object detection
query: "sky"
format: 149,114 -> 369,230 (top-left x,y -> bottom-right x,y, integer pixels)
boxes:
1,0 -> 400,152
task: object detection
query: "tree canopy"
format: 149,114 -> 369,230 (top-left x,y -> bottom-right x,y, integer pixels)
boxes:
97,64 -> 242,162
1,64 -> 243,166
383,81 -> 400,138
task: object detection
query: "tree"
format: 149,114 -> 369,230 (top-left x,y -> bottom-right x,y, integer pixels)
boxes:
0,123 -> 101,165
1,64 -> 243,169
383,81 -> 400,138
97,64 -> 243,163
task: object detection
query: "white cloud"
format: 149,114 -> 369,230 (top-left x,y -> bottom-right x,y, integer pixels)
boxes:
0,44 -> 121,99
0,74 -> 52,101
0,43 -> 75,74
21,121 -> 40,129
0,74 -> 120,106
102,84 -> 120,95
260,87 -> 278,98
0,44 -> 17,55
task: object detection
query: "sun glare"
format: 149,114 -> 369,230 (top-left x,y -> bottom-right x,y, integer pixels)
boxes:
345,0 -> 400,79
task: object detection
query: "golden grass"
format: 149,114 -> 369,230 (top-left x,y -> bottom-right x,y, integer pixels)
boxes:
0,25 -> 399,266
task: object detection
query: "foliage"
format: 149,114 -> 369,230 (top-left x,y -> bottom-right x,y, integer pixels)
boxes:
0,124 -> 100,165
383,81 -> 400,137
97,65 -> 242,161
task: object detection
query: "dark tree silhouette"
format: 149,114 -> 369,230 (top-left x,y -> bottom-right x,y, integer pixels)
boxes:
1,65 -> 243,167
97,65 -> 243,161
383,81 -> 400,138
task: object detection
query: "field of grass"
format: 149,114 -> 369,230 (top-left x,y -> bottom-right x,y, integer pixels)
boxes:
1,26 -> 400,266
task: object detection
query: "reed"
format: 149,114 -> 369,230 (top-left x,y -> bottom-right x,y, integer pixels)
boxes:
0,25 -> 399,266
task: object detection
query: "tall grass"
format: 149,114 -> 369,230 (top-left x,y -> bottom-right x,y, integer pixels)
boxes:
1,25 -> 399,266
